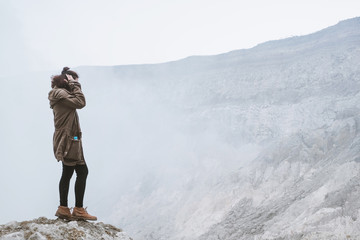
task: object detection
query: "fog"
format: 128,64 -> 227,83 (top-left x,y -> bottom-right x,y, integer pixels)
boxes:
0,65 -> 257,224
0,71 -> 57,222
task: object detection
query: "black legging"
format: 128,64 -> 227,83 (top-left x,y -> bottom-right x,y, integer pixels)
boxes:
59,163 -> 88,208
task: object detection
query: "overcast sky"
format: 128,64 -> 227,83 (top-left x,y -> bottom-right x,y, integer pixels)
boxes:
1,0 -> 359,74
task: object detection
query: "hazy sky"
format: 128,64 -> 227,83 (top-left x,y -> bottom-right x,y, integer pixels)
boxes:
1,0 -> 359,74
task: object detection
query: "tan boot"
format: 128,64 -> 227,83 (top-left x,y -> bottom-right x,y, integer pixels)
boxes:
72,207 -> 97,221
55,206 -> 72,220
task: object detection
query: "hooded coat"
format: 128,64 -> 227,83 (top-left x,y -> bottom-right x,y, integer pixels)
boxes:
48,80 -> 86,166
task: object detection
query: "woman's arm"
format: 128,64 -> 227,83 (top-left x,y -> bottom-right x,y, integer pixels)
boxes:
57,80 -> 86,109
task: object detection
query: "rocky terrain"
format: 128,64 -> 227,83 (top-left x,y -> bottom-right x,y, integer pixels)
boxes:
0,217 -> 132,240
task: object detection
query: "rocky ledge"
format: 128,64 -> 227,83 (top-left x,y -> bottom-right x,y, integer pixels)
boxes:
0,217 -> 132,240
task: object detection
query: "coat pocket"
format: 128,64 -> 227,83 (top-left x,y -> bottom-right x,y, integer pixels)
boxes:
64,136 -> 82,160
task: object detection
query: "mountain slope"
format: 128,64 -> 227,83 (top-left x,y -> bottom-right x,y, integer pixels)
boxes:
88,17 -> 360,239
199,112 -> 360,239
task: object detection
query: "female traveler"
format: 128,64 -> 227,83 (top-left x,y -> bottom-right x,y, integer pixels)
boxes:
48,67 -> 97,221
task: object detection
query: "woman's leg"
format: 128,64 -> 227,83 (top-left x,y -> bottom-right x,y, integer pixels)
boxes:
72,164 -> 96,221
59,163 -> 75,207
74,164 -> 89,208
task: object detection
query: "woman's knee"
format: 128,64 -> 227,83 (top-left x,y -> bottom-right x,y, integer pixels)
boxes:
61,164 -> 75,180
76,164 -> 88,178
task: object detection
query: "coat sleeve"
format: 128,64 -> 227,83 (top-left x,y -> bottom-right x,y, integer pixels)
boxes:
58,81 -> 86,109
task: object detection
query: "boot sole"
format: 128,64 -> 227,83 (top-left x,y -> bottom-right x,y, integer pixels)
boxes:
72,216 -> 97,221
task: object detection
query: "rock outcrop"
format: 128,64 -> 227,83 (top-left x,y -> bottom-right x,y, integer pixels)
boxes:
0,217 -> 132,240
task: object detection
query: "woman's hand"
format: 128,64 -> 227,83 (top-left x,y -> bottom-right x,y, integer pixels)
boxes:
66,74 -> 75,81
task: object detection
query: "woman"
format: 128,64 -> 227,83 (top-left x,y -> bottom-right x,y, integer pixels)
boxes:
48,67 -> 97,221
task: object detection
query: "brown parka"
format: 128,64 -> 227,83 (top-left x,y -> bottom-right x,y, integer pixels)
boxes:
48,80 -> 86,166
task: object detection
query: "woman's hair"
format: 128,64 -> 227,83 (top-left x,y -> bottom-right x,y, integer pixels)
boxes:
51,74 -> 70,90
51,67 -> 79,90
61,67 -> 79,79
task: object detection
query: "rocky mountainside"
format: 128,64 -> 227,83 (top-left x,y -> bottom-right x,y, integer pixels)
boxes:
0,217 -> 132,240
199,115 -> 360,239
76,17 -> 360,239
